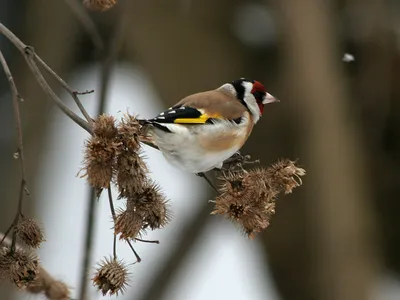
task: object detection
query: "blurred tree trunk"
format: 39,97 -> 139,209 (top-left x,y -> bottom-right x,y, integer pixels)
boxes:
0,1 -> 79,298
260,1 -> 379,300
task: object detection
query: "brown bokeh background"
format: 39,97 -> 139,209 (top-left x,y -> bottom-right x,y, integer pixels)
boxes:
1,0 -> 400,299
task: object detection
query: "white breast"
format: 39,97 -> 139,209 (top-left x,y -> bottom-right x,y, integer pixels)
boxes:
149,114 -> 252,173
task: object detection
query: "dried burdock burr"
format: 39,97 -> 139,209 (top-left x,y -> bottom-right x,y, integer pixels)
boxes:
0,246 -> 40,289
28,267 -> 70,300
115,181 -> 171,239
83,0 -> 117,11
82,114 -> 120,189
93,114 -> 119,140
212,159 -> 305,238
132,181 -> 171,230
115,114 -> 148,198
114,205 -> 144,240
14,217 -> 45,249
212,169 -> 277,238
92,257 -> 129,296
265,159 -> 306,194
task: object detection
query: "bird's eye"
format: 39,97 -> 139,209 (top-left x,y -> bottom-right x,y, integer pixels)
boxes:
253,91 -> 264,102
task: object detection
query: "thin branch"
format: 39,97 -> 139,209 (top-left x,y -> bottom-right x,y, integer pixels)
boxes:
197,172 -> 218,193
0,22 -> 92,134
107,188 -> 117,259
0,223 -> 13,247
23,48 -> 92,134
126,239 -> 141,263
0,50 -> 28,252
135,238 -> 159,244
34,55 -> 94,126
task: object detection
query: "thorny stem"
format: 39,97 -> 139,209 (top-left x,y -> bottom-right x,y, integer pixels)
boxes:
107,188 -> 117,260
0,50 -> 29,252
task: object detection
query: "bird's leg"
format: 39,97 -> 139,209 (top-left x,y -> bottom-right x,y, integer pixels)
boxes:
196,172 -> 218,193
221,151 -> 260,171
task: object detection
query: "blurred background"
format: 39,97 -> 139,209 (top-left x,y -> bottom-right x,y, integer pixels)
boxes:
1,0 -> 400,299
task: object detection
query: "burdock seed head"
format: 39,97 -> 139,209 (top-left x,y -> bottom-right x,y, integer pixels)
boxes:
115,114 -> 149,198
114,206 -> 144,240
15,217 -> 45,249
266,159 -> 306,194
92,257 -> 129,296
213,168 -> 280,238
115,181 -> 171,239
82,136 -> 119,189
83,0 -> 117,11
134,181 -> 172,230
81,115 -> 121,190
116,153 -> 148,198
218,170 -> 247,198
0,246 -> 40,289
118,114 -> 141,150
28,270 -> 71,300
212,193 -> 275,239
93,114 -> 118,140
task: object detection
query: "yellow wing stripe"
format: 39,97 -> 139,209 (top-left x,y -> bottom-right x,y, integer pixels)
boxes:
173,113 -> 223,124
173,118 -> 206,124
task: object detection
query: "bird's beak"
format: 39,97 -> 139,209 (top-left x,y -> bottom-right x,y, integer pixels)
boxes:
262,93 -> 280,104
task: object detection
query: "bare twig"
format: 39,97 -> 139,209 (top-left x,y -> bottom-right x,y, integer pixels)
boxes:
107,188 -> 117,259
126,239 -> 141,263
197,172 -> 218,193
78,188 -> 98,300
34,55 -> 94,126
135,238 -> 159,244
0,50 -> 28,252
0,22 -> 92,134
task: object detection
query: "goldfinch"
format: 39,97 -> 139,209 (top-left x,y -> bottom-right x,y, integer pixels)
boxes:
140,78 -> 278,174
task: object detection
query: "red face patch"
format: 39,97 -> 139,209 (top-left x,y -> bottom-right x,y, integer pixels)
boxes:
251,81 -> 266,94
251,81 -> 266,115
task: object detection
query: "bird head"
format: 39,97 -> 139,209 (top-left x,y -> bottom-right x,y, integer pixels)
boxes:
230,78 -> 279,122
